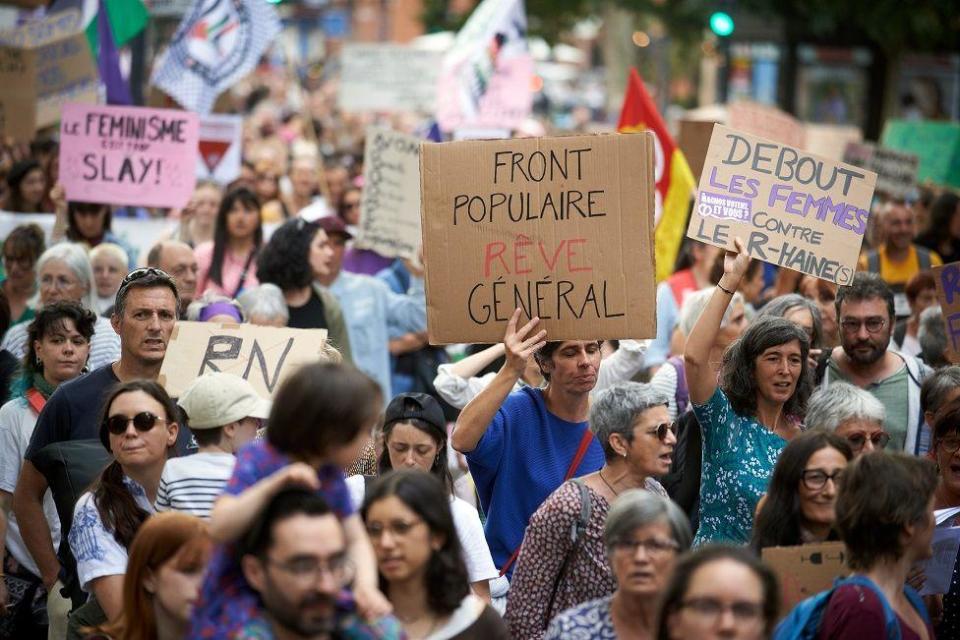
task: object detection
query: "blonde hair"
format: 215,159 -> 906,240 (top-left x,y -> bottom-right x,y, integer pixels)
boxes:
89,242 -> 129,270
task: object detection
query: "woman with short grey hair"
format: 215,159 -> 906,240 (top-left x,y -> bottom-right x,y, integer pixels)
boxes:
505,382 -> 676,638
545,490 -> 692,639
758,293 -> 824,349
805,382 -> 889,455
0,242 -> 120,370
237,283 -> 289,327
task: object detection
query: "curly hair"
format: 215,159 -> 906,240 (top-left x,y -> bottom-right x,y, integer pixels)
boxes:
256,218 -> 319,290
362,470 -> 469,615
750,430 -> 852,552
19,301 -> 97,392
720,316 -> 812,418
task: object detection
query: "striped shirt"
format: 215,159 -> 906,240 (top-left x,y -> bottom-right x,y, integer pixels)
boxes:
1,315 -> 120,371
155,452 -> 236,519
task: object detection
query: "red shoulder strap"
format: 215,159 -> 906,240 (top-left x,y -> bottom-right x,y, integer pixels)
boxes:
26,388 -> 47,415
499,428 -> 596,577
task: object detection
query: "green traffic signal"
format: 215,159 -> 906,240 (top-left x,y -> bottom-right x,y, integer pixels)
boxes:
709,11 -> 734,37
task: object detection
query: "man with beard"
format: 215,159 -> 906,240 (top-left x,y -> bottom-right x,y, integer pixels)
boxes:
239,489 -> 402,639
818,273 -> 930,454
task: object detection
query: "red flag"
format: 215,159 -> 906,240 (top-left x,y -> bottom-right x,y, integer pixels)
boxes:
618,68 -> 696,281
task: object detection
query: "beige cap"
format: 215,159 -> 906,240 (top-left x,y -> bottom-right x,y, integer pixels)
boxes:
178,373 -> 272,430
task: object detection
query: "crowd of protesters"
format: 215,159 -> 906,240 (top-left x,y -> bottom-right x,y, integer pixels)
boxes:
1,51 -> 960,640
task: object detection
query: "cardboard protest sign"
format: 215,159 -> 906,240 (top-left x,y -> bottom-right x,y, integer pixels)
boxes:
59,103 -> 200,209
932,261 -> 960,363
420,133 -> 657,344
158,322 -> 329,401
338,44 -> 442,114
0,10 -> 98,141
842,141 -> 919,200
882,120 -> 960,189
728,101 -> 804,148
687,125 -> 878,286
195,114 -> 242,184
677,119 -> 716,182
803,123 -> 862,161
355,127 -> 421,260
762,542 -> 848,611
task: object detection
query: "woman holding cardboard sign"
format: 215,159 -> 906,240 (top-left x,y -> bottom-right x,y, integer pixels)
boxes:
684,238 -> 813,546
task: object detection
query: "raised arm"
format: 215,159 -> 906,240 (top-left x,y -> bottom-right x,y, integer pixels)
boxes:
684,239 -> 752,405
451,309 -> 545,453
446,343 -> 507,378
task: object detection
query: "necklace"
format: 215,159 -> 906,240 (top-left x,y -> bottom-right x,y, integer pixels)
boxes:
599,468 -> 620,497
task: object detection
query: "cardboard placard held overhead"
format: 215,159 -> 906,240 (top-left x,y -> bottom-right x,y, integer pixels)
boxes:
932,261 -> 960,364
158,322 -> 329,401
59,103 -> 200,209
728,101 -> 805,148
338,44 -> 442,114
842,141 -> 919,200
688,125 -> 878,286
420,133 -> 657,344
355,127 -> 422,260
762,542 -> 848,611
195,114 -> 243,185
0,10 -> 98,141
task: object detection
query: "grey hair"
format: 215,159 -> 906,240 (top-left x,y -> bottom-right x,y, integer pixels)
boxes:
758,293 -> 823,348
237,283 -> 289,325
678,287 -> 744,336
804,382 -> 885,432
36,242 -> 97,312
921,364 -> 960,415
918,305 -> 948,369
603,489 -> 692,557
88,242 -> 129,269
185,292 -> 246,322
589,382 -> 669,461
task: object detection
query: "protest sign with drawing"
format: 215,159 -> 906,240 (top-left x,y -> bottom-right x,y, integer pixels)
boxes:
687,125 -> 878,286
59,103 -> 200,209
761,542 -> 847,611
338,44 -> 442,114
420,133 -> 657,344
932,261 -> 960,363
158,322 -> 329,401
0,9 -> 98,141
195,114 -> 243,184
354,127 -> 422,260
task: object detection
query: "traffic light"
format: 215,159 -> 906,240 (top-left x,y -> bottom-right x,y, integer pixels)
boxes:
709,11 -> 734,37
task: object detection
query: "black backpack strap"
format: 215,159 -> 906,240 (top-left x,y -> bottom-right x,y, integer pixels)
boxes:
547,479 -> 593,616
815,349 -> 832,385
866,250 -> 880,275
916,247 -> 932,271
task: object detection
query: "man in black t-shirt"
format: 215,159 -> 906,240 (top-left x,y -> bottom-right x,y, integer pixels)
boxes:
12,268 -> 187,622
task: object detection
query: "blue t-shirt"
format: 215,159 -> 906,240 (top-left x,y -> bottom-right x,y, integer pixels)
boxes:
466,387 -> 604,577
692,387 -> 785,546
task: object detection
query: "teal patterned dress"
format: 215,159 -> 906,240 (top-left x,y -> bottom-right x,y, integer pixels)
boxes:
692,387 -> 786,546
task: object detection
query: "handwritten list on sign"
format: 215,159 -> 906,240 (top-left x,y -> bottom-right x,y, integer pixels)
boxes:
420,133 -> 657,344
687,125 -> 877,286
355,127 -> 422,260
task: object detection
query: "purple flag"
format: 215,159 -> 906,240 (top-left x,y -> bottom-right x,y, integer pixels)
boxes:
97,0 -> 132,105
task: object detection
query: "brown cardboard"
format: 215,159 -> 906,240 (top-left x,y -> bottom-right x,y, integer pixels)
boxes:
355,126 -> 422,260
932,262 -> 960,364
0,10 -> 98,141
762,542 -> 848,611
728,101 -> 804,148
158,322 -> 329,400
677,119 -> 716,182
419,133 -> 657,344
688,125 -> 877,286
803,123 -> 862,161
842,141 -> 919,200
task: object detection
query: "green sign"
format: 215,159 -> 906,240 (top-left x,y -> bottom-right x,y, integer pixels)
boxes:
882,120 -> 960,188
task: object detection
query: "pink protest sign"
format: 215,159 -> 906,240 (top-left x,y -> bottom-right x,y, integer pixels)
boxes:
59,103 -> 199,209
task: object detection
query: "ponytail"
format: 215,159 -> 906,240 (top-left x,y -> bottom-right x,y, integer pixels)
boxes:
93,460 -> 150,549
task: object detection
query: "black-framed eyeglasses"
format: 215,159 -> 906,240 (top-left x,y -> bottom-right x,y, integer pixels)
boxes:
678,597 -> 764,624
647,422 -> 678,441
800,468 -> 844,491
845,431 -> 890,452
839,317 -> 887,334
116,267 -> 176,297
105,411 -> 167,435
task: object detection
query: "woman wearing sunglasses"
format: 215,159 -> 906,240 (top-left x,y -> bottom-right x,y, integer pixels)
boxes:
505,382 -> 675,639
67,380 -> 179,631
751,430 -> 852,554
685,240 -> 813,546
804,382 -> 890,456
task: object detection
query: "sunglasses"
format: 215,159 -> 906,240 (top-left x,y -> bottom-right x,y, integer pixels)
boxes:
105,411 -> 167,435
845,431 -> 890,451
649,422 -> 678,441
